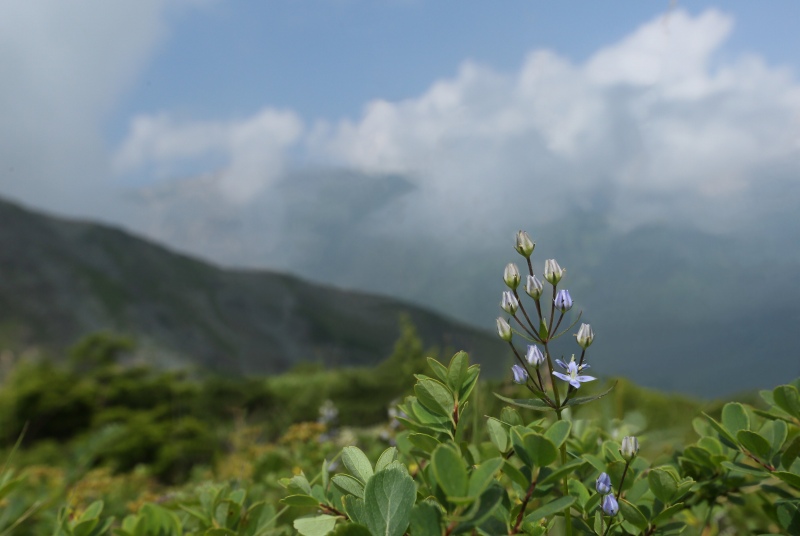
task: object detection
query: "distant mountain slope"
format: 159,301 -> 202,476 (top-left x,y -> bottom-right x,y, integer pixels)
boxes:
0,198 -> 509,375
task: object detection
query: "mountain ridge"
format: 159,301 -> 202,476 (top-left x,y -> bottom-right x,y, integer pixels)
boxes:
0,196 -> 509,376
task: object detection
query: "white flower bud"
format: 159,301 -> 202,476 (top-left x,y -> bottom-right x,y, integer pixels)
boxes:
544,259 -> 564,285
576,323 -> 594,348
503,263 -> 521,289
496,317 -> 512,341
500,291 -> 519,315
620,436 -> 639,461
514,231 -> 535,257
525,274 -> 543,299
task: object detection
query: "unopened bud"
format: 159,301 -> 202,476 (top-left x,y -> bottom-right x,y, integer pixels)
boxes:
515,231 -> 535,257
620,436 -> 639,461
501,291 -> 519,315
496,317 -> 512,341
602,494 -> 619,516
576,323 -> 594,348
554,289 -> 573,312
544,259 -> 564,285
526,345 -> 545,366
595,472 -> 612,495
504,263 -> 521,289
525,274 -> 543,299
511,364 -> 528,384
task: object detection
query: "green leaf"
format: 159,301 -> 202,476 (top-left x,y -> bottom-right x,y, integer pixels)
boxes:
415,379 -> 455,417
294,514 -> 338,536
722,403 -> 750,435
363,467 -> 416,536
568,479 -> 590,510
427,357 -> 449,383
136,504 -> 183,536
760,419 -> 788,458
468,457 -> 504,498
523,496 -> 575,523
774,471 -> 800,490
331,524 -> 372,536
332,475 -> 365,499
782,436 -> 800,470
720,461 -> 769,477
487,418 -> 509,453
651,502 -> 685,525
511,426 -> 535,468
538,457 -> 586,486
432,444 -> 468,498
342,496 -> 366,526
281,495 -> 322,507
79,500 -> 104,522
648,469 -> 678,504
205,529 -> 237,536
494,393 -> 553,412
702,413 -> 738,449
525,434 -> 558,467
459,365 -> 481,402
286,474 -> 313,496
619,499 -> 648,531
342,446 -> 374,484
543,420 -> 571,448
737,430 -> 772,460
447,351 -> 469,393
375,447 -> 399,473
409,433 -> 441,453
563,383 -> 616,408
773,385 -> 800,419
409,502 -> 442,536
460,483 -> 505,529
776,499 -> 800,535
503,460 -> 530,491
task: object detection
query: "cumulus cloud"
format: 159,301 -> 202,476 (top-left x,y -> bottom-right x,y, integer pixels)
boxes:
114,109 -> 304,203
0,0 -> 205,218
314,8 -> 800,235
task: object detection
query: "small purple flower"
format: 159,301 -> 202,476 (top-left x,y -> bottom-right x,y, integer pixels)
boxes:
595,472 -> 612,495
511,364 -> 528,384
553,356 -> 596,389
602,494 -> 619,516
554,289 -> 573,312
526,345 -> 545,366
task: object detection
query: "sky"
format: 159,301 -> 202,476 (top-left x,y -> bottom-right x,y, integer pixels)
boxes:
2,0 -> 799,227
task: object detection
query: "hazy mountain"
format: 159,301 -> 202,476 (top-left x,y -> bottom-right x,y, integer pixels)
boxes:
0,197 -> 509,376
119,170 -> 800,396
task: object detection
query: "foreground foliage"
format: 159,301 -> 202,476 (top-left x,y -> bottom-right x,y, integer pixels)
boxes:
0,233 -> 797,534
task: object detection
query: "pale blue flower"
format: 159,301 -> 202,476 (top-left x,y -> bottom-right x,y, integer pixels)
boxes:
511,364 -> 528,384
554,289 -> 573,312
526,345 -> 545,366
595,472 -> 612,495
602,494 -> 619,516
553,356 -> 596,389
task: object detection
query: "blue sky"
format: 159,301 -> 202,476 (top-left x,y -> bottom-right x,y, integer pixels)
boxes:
110,1 -> 800,141
2,0 -> 800,234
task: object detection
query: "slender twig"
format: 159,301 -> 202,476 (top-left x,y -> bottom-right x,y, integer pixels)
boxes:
510,475 -> 539,534
513,290 -> 541,341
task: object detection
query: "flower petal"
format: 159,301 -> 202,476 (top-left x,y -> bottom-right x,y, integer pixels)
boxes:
569,379 -> 582,389
555,359 -> 568,370
576,375 -> 596,382
553,372 -> 570,383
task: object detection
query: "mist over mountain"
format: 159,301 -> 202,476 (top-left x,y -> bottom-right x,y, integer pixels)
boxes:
120,168 -> 800,396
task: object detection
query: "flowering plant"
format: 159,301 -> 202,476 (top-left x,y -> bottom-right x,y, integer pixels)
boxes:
278,232 -> 800,536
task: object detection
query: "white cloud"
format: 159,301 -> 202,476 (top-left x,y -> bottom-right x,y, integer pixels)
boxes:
0,0 -> 206,218
114,108 -> 304,203
314,8 -> 800,235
